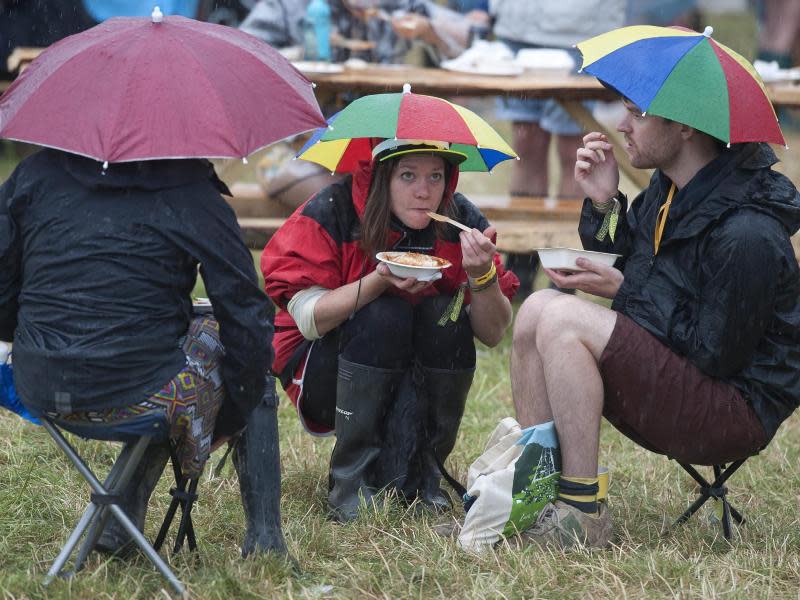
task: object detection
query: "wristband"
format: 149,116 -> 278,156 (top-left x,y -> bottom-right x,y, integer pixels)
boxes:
470,273 -> 498,292
470,263 -> 497,287
591,194 -> 618,214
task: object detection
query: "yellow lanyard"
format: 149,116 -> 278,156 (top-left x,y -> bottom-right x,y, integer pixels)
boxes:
653,183 -> 676,255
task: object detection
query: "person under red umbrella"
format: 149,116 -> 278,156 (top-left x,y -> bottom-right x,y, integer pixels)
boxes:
0,9 -> 326,559
263,139 -> 518,522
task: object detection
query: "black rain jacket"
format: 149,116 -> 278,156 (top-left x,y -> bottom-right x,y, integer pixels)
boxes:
580,142 -> 800,441
0,149 -> 273,436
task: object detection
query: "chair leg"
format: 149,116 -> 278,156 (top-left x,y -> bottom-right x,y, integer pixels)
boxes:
72,442 -> 140,571
42,421 -> 150,582
42,421 -> 186,597
673,460 -> 747,541
154,447 -> 198,555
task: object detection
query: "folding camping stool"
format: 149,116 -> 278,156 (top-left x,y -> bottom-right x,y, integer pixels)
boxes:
41,414 -> 197,598
672,459 -> 748,541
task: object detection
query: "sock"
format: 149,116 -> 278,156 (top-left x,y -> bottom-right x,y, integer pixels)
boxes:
558,475 -> 599,515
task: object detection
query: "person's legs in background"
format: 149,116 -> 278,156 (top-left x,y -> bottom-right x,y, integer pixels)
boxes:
498,93 -> 585,296
497,96 -> 548,297
508,120 -> 550,197
757,0 -> 800,68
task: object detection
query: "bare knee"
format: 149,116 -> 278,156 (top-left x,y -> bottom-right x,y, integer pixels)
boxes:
535,295 -> 592,352
512,290 -> 563,352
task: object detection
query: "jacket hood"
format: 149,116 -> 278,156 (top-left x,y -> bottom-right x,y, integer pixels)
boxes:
654,142 -> 800,241
350,157 -> 460,221
58,150 -> 231,195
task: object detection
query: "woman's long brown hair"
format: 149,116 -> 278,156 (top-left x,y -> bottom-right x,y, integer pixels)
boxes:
360,155 -> 458,260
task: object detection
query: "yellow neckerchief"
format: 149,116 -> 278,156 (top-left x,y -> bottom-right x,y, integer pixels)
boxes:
653,182 -> 676,255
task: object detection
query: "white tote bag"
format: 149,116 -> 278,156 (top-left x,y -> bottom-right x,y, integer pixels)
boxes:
458,417 -> 561,553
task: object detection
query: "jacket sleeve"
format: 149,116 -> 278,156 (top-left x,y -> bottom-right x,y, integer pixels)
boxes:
579,192 -> 636,258
168,189 -> 273,437
261,209 -> 344,310
0,170 -> 22,342
670,211 -> 786,378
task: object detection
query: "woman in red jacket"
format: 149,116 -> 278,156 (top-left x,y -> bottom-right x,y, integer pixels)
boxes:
263,139 -> 518,522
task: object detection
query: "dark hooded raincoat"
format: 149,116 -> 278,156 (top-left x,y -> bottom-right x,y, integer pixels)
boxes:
0,149 -> 273,436
580,142 -> 800,441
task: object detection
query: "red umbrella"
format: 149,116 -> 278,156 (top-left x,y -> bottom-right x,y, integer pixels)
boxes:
0,9 -> 325,163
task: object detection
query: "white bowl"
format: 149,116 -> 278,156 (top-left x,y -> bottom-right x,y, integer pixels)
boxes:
376,252 -> 451,281
535,247 -> 621,271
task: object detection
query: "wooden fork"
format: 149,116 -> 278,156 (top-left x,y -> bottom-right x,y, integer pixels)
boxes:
426,211 -> 471,232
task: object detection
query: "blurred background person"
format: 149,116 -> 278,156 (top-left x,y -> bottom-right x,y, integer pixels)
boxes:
489,0 -> 625,295
756,0 -> 800,68
239,0 -> 484,65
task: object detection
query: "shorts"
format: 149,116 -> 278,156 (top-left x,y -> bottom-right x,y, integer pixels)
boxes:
599,313 -> 768,466
495,39 -> 591,136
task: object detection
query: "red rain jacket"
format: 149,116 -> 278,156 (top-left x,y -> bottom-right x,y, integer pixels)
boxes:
262,160 -> 518,424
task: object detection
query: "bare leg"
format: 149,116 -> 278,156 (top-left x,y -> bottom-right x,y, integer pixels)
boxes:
509,121 -> 550,196
760,0 -> 800,57
510,289 -> 564,427
556,134 -> 585,199
530,295 -> 616,478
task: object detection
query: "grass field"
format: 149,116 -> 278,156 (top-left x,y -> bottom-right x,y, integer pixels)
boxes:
1,321 -> 799,599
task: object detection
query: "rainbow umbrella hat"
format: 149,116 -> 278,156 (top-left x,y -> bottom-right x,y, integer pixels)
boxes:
297,83 -> 518,173
576,25 -> 785,146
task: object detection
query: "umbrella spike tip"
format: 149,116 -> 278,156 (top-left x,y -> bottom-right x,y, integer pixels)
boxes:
102,160 -> 109,171
403,83 -> 412,94
703,26 -> 713,37
312,82 -> 317,89
726,143 -> 731,148
152,6 -> 163,23
242,157 -> 248,164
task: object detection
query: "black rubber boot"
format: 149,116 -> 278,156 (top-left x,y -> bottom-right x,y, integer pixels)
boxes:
328,358 -> 405,523
413,365 -> 475,513
232,376 -> 289,557
95,441 -> 171,555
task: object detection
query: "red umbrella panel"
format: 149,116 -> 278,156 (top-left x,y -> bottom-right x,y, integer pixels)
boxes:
0,12 -> 325,163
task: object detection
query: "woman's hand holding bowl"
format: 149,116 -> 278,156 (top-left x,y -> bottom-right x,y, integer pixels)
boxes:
375,263 -> 434,294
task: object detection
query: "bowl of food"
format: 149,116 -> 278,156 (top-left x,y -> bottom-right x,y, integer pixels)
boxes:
376,251 -> 452,281
535,247 -> 621,271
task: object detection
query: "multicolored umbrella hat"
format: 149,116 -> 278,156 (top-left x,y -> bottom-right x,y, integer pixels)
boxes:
576,25 -> 785,147
297,83 -> 518,173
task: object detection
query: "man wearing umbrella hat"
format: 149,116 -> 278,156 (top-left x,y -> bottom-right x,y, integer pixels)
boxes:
508,25 -> 800,549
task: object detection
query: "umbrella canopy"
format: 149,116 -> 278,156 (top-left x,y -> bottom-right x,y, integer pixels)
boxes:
0,9 -> 325,163
297,84 -> 518,173
576,25 -> 785,146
